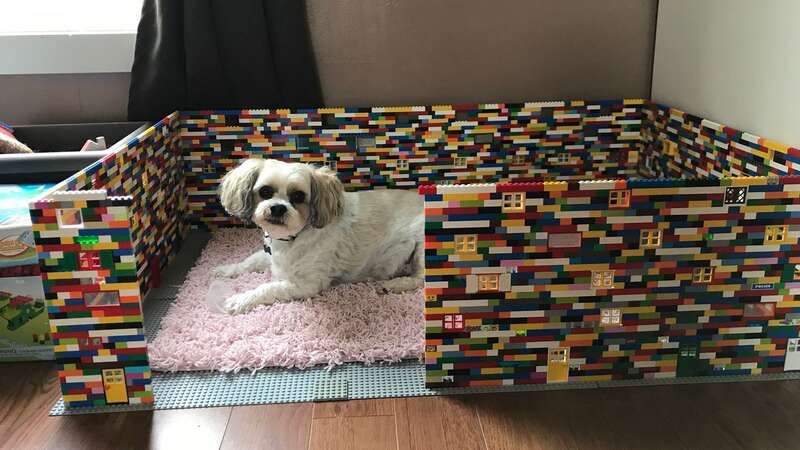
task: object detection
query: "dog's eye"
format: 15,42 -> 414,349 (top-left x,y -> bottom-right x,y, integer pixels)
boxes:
258,186 -> 274,199
289,191 -> 306,204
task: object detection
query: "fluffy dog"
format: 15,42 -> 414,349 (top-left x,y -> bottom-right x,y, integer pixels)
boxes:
213,158 -> 424,314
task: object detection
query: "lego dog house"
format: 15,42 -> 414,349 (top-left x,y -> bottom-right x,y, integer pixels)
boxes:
29,100 -> 800,409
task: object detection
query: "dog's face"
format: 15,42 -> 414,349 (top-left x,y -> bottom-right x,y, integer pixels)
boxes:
219,159 -> 343,239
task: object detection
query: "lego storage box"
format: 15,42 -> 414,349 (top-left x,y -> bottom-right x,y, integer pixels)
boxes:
27,100 -> 800,409
0,121 -> 148,184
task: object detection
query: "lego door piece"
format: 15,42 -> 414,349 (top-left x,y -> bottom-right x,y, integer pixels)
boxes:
547,347 -> 569,383
102,368 -> 129,404
677,343 -> 700,377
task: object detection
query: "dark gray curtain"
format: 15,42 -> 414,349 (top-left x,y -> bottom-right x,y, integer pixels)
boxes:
128,0 -> 323,120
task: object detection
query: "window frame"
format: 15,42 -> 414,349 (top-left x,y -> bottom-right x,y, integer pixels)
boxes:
454,235 -> 478,254
478,274 -> 500,292
501,192 -> 526,212
591,270 -> 615,288
640,229 -> 663,249
692,267 -> 714,283
608,190 -> 631,208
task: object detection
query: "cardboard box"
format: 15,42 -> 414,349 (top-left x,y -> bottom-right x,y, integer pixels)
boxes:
0,276 -> 52,361
0,184 -> 54,361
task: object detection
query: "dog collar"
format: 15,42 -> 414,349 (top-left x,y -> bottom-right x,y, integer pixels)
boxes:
262,226 -> 307,255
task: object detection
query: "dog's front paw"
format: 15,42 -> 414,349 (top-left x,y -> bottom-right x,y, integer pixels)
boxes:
381,276 -> 423,293
222,291 -> 274,315
212,264 -> 241,278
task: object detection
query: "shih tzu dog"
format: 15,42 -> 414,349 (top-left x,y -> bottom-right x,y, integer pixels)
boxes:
213,158 -> 424,315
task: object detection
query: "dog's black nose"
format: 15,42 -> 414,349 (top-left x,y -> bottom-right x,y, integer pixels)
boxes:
270,204 -> 288,217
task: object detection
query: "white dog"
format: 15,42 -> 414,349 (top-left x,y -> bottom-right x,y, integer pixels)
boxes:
213,158 -> 424,314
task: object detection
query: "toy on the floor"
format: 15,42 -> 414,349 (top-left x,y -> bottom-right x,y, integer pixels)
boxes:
0,184 -> 54,361
205,279 -> 236,314
0,121 -> 33,154
26,100 -> 800,410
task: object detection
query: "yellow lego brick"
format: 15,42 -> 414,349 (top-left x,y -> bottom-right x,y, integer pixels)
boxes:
101,282 -> 139,291
566,333 -> 598,341
318,107 -> 345,114
509,354 -> 538,361
579,374 -> 613,382
729,177 -> 770,187
425,268 -> 465,276
480,367 -> 509,375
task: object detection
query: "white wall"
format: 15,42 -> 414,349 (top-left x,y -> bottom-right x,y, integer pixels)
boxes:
652,0 -> 800,146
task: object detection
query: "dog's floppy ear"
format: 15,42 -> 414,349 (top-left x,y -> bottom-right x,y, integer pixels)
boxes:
309,165 -> 344,228
219,158 -> 264,220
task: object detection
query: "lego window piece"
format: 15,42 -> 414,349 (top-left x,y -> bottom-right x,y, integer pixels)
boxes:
724,187 -> 747,205
548,233 -> 582,248
556,153 -> 570,164
475,133 -> 493,144
443,314 -> 464,331
601,308 -> 622,326
56,208 -> 84,228
356,137 -> 374,150
425,294 -> 437,302
78,251 -> 102,270
765,225 -> 788,244
640,229 -> 662,249
550,348 -> 568,363
743,303 -> 775,318
84,291 -> 120,308
287,136 -> 306,151
453,156 -> 468,168
478,274 -> 500,291
692,267 -> 714,283
512,154 -> 526,165
455,235 -> 478,253
501,192 -> 526,212
608,190 -> 630,208
396,159 -> 409,171
324,159 -> 337,171
591,270 -> 615,288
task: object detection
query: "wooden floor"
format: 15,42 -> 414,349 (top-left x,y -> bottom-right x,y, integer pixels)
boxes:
2,362 -> 800,450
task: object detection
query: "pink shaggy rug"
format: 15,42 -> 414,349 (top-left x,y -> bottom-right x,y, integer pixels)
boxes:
148,228 -> 424,372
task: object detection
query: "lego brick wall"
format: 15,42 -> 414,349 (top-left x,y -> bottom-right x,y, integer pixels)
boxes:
29,192 -> 152,408
50,113 -> 186,295
640,103 -> 800,179
421,178 -> 800,387
180,99 -> 645,229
